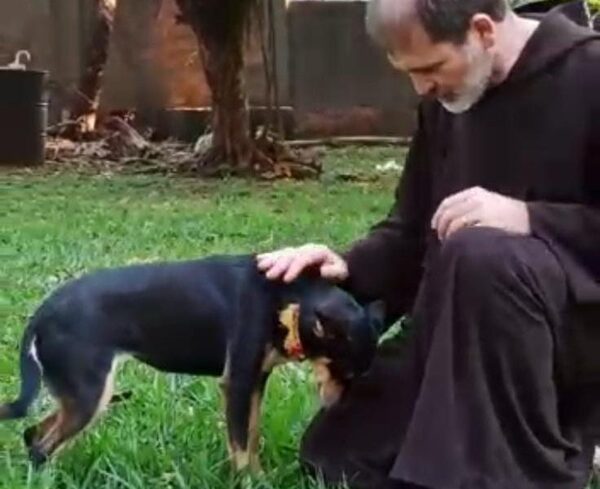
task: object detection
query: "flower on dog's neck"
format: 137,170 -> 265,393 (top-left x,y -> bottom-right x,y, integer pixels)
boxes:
278,303 -> 305,360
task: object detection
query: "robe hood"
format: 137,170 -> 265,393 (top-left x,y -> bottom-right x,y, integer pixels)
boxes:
506,2 -> 600,86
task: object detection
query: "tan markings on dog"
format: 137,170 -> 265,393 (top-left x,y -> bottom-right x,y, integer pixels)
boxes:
218,354 -> 231,447
278,303 -> 304,358
311,358 -> 344,408
231,442 -> 250,471
219,354 -> 238,465
30,358 -> 122,461
279,303 -> 300,330
313,320 -> 325,339
29,337 -> 44,373
27,411 -> 60,448
33,411 -> 62,460
93,358 -> 119,421
247,389 -> 264,474
32,398 -> 83,459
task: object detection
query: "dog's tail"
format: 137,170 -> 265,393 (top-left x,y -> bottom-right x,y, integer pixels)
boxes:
0,325 -> 42,421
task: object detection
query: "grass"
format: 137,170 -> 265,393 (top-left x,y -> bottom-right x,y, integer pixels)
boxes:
2,147 -> 597,489
0,147 -> 404,489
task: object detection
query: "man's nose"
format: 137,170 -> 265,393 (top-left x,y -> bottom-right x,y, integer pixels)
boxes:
410,75 -> 436,97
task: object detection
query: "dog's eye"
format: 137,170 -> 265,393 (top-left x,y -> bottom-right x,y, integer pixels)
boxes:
313,321 -> 325,338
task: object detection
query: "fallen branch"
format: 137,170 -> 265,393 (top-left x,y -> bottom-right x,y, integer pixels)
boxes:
103,116 -> 150,152
286,136 -> 412,148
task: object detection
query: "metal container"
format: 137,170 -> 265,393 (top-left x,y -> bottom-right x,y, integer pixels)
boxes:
0,68 -> 48,166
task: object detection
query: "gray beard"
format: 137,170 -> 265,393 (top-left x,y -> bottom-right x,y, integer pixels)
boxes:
440,44 -> 494,114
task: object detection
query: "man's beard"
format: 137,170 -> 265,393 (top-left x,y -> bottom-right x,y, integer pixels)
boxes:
440,41 -> 494,114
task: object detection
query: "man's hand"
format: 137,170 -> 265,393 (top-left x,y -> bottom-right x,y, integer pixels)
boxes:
256,244 -> 349,283
431,187 -> 531,241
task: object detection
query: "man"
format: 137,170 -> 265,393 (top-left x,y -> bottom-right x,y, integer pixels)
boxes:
258,1 -> 600,488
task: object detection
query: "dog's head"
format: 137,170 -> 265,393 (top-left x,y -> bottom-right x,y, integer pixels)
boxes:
277,287 -> 385,407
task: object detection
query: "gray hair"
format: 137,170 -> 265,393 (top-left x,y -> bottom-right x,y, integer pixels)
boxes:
366,0 -> 509,45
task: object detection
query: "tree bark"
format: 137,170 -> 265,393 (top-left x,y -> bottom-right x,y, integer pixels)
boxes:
201,30 -> 253,169
174,0 -> 321,179
67,0 -> 116,135
175,0 -> 255,170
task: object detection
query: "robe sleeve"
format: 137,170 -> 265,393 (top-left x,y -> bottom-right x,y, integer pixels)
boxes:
340,106 -> 433,321
526,61 -> 600,303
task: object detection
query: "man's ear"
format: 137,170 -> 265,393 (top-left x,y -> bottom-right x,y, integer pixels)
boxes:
470,13 -> 496,50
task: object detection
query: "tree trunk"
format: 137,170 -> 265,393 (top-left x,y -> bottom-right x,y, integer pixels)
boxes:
67,0 -> 116,136
201,30 -> 253,169
175,0 -> 256,171
175,0 -> 321,179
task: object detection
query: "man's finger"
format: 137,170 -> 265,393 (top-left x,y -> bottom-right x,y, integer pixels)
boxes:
443,210 -> 481,240
431,187 -> 479,230
265,253 -> 296,280
321,261 -> 348,282
256,254 -> 277,270
435,199 -> 479,240
283,251 -> 322,283
433,187 -> 474,214
257,248 -> 293,269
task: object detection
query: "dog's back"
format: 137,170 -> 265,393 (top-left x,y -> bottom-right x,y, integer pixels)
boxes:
32,255 -> 257,375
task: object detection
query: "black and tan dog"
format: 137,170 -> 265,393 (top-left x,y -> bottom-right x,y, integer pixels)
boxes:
0,254 -> 385,472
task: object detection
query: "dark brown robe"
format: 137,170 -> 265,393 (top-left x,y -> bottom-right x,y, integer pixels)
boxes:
299,3 -> 600,488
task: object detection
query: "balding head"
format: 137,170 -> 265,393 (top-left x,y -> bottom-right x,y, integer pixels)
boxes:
366,0 -> 509,47
366,0 -> 419,50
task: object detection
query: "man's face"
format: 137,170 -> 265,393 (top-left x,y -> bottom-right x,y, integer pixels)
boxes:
387,21 -> 495,113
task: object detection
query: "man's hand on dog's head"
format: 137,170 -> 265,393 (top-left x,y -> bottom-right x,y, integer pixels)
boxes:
257,244 -> 349,283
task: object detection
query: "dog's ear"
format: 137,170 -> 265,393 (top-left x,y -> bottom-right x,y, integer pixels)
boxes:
314,301 -> 347,338
367,300 -> 386,331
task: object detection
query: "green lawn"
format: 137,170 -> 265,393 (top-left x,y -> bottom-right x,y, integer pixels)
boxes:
2,148 -> 597,489
0,148 -> 403,489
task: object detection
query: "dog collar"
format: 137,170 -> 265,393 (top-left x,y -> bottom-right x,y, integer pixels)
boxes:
278,303 -> 305,360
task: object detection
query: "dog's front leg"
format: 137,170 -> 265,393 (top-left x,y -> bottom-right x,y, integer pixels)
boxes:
223,371 -> 267,473
247,372 -> 269,474
223,285 -> 274,474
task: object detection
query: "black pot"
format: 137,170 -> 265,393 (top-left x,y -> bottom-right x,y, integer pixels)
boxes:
0,69 -> 49,166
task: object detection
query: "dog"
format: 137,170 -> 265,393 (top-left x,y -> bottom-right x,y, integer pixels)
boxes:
0,254 -> 385,473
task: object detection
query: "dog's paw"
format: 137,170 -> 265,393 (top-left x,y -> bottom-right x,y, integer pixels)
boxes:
28,445 -> 49,469
237,471 -> 265,489
249,458 -> 264,477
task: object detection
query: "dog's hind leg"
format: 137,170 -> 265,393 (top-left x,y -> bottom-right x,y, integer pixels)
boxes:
25,349 -> 117,467
23,412 -> 59,449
